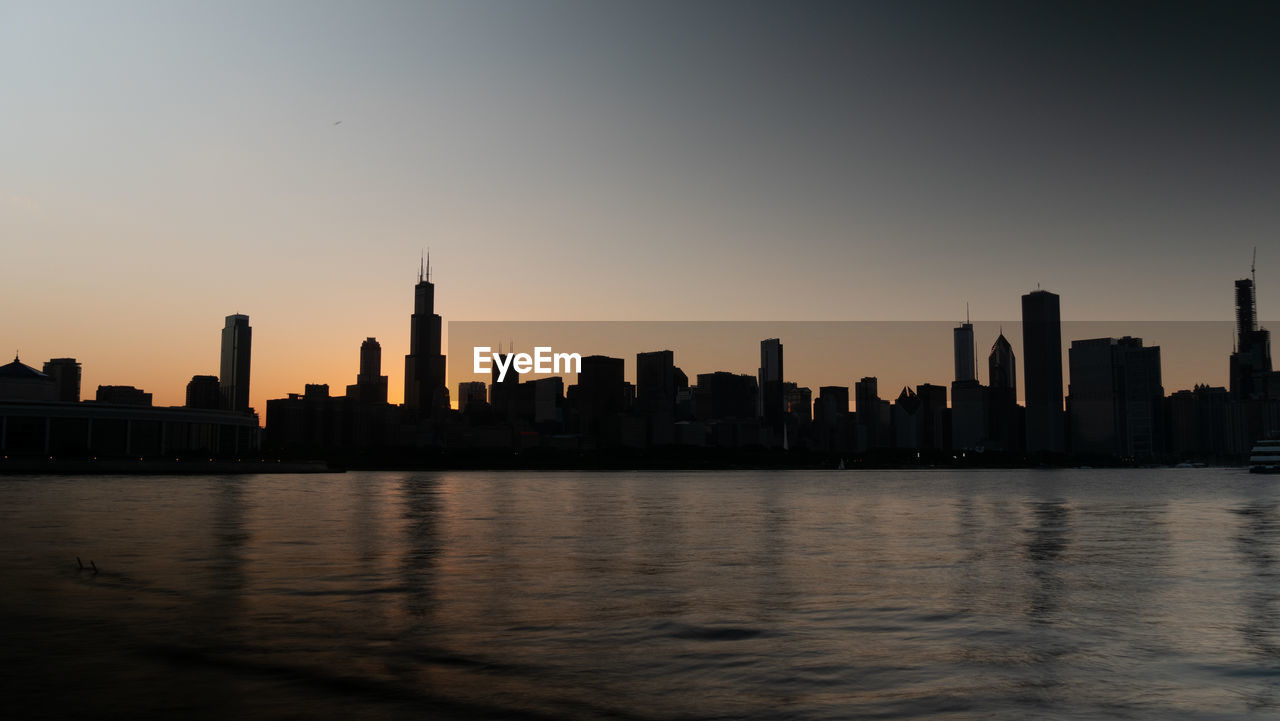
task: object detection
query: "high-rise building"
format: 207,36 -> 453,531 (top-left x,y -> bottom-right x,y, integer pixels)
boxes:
812,385 -> 849,451
989,332 -> 1016,391
854,376 -> 886,447
578,355 -> 626,437
950,380 -> 988,450
489,350 -> 520,419
457,381 -> 487,412
694,372 -> 757,422
636,350 -> 676,416
1068,337 -> 1164,458
42,357 -> 81,402
813,386 -> 849,425
637,350 -> 678,445
893,386 -> 920,449
186,375 -> 221,409
220,314 -> 252,413
758,338 -> 785,431
347,337 -> 389,405
784,383 -> 812,423
916,383 -> 948,450
1022,290 -> 1064,453
988,332 -> 1020,451
954,321 -> 976,383
404,257 -> 448,414
1230,275 -> 1272,400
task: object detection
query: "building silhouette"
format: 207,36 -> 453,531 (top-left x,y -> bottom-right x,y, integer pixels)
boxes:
637,350 -> 677,445
987,332 -> 1021,451
95,385 -> 152,406
347,337 -> 389,405
0,356 -> 57,402
489,350 -> 520,421
42,358 -> 81,403
185,375 -> 221,409
457,381 -> 487,412
950,378 -> 987,450
219,314 -> 252,413
1166,384 -> 1238,459
854,377 -> 889,449
989,332 -> 1016,391
954,320 -> 976,383
1022,290 -> 1064,453
577,355 -> 626,443
1230,276 -> 1273,400
758,338 -> 785,436
893,387 -> 920,449
3,370 -> 256,457
785,383 -> 812,423
916,383 -> 948,450
404,257 -> 448,415
1068,337 -> 1164,458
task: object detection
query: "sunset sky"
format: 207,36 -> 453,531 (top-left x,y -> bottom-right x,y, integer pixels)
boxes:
3,1 -> 1276,412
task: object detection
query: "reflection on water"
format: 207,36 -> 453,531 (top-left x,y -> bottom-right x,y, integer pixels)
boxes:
1235,500 -> 1280,711
2,469 -> 1280,720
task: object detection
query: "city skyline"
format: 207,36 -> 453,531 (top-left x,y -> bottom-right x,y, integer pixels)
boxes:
3,2 -> 1278,413
2,266 -> 1275,416
4,259 -> 1271,415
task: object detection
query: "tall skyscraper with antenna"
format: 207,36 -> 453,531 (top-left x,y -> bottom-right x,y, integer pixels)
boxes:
953,305 -> 976,383
404,254 -> 448,414
1230,249 -> 1272,400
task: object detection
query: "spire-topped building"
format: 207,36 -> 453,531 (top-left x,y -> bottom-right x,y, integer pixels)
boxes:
404,254 -> 448,414
989,331 -> 1016,392
953,305 -> 976,383
1230,253 -> 1272,400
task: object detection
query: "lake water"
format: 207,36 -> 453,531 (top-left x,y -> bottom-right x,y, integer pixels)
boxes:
2,469 -> 1278,720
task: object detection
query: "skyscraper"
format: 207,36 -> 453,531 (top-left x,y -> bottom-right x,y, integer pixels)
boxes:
404,256 -> 448,414
220,314 -> 252,413
578,355 -> 626,436
457,381 -> 488,412
986,331 -> 1020,452
954,317 -> 976,383
186,374 -> 221,409
347,337 -> 389,405
489,349 -> 519,420
1230,275 -> 1272,400
42,357 -> 81,402
636,350 -> 676,416
854,376 -> 887,449
1022,290 -> 1064,453
988,332 -> 1016,392
758,338 -> 785,431
1067,337 -> 1164,458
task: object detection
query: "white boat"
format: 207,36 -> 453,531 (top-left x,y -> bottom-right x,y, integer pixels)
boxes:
1249,439 -> 1280,474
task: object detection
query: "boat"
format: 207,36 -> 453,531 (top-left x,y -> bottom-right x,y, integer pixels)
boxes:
1249,439 -> 1280,474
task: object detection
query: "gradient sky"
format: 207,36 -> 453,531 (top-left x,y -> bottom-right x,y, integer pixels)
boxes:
3,1 -> 1277,412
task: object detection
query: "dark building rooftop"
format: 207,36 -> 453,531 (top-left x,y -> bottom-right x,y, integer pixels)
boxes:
0,356 -> 50,380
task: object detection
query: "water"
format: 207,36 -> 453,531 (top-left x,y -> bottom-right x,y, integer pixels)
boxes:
2,469 -> 1278,720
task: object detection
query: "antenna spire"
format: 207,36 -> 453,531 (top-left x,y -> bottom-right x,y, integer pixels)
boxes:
419,251 -> 424,283
966,302 -> 970,324
426,247 -> 431,282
